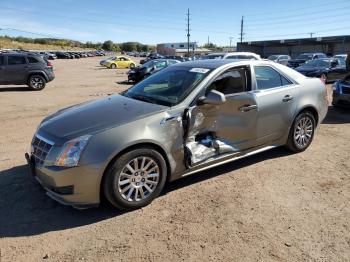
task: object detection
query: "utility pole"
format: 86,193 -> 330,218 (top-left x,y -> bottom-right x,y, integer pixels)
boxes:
240,16 -> 244,43
186,8 -> 191,57
229,36 -> 234,47
207,36 -> 210,46
309,32 -> 315,38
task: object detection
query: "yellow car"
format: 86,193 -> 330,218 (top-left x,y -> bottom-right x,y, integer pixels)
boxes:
101,56 -> 136,69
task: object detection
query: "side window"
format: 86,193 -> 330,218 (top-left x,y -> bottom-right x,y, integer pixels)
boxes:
0,56 -> 4,65
28,57 -> 39,63
254,66 -> 292,90
8,56 -> 26,65
209,68 -> 248,95
313,55 -> 318,59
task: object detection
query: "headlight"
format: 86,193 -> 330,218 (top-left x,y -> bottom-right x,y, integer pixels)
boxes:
332,82 -> 339,91
55,135 -> 91,167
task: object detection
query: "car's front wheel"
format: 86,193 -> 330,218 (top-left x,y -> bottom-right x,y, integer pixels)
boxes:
28,75 -> 46,90
130,63 -> 135,68
110,64 -> 117,69
103,147 -> 167,210
286,111 -> 316,152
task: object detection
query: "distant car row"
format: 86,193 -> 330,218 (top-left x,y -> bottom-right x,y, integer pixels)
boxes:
0,49 -> 107,60
100,51 -> 349,85
54,50 -> 106,59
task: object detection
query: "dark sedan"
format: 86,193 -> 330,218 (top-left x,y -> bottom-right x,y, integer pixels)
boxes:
288,53 -> 327,68
333,76 -> 350,107
295,58 -> 347,83
127,59 -> 180,82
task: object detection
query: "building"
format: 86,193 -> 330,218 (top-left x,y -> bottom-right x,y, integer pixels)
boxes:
237,35 -> 350,58
157,42 -> 211,56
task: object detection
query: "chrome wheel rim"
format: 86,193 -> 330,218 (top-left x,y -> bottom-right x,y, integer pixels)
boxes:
30,77 -> 44,89
294,116 -> 313,148
118,157 -> 160,202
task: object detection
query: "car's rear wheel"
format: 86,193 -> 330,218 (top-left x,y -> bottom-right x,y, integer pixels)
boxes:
103,147 -> 167,210
110,64 -> 117,69
286,111 -> 315,152
28,75 -> 46,90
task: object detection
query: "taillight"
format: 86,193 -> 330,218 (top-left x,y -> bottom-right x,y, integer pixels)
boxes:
46,60 -> 53,67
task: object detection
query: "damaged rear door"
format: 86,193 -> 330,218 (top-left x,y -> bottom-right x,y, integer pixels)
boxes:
184,65 -> 259,167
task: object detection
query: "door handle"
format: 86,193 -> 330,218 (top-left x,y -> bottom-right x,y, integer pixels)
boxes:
282,95 -> 294,102
239,104 -> 258,112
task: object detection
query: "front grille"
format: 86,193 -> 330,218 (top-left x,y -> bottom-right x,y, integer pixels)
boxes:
31,135 -> 54,166
341,86 -> 350,95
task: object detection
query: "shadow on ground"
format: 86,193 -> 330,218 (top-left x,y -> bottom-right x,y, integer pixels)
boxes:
116,81 -> 132,85
0,86 -> 31,92
0,147 -> 290,238
0,105 -> 348,238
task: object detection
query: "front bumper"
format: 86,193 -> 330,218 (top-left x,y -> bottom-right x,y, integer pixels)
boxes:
25,153 -> 100,209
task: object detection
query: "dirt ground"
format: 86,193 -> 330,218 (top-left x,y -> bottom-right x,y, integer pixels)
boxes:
0,57 -> 349,262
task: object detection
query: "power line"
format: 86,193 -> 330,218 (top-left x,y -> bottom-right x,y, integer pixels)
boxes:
240,0 -> 349,17
244,26 -> 350,40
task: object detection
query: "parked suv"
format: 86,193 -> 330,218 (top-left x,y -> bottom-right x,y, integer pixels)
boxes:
288,53 -> 327,68
0,53 -> 55,90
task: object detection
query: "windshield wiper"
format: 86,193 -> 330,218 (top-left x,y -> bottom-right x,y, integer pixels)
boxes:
128,94 -> 156,104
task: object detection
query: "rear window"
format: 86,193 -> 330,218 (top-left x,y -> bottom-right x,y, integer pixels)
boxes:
0,56 -> 4,65
28,57 -> 39,63
8,56 -> 26,65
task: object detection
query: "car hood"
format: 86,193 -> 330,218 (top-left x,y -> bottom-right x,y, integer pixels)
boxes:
295,66 -> 327,72
39,94 -> 167,142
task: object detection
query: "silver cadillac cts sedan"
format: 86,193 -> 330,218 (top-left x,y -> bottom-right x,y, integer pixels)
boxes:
26,60 -> 328,210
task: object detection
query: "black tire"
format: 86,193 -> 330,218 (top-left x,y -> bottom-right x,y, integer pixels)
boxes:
103,147 -> 167,210
28,75 -> 46,91
110,64 -> 117,69
130,63 -> 135,69
286,111 -> 316,153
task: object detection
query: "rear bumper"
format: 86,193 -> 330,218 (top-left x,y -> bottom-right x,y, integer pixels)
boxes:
333,93 -> 350,107
25,153 -> 100,209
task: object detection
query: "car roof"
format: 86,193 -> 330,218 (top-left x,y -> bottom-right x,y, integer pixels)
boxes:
171,59 -> 251,69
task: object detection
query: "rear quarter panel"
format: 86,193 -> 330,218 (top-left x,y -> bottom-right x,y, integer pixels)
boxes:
294,77 -> 328,125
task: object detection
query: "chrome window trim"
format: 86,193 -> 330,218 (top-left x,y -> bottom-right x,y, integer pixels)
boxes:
252,64 -> 298,92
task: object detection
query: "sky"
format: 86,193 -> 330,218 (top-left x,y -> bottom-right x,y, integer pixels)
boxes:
0,0 -> 350,46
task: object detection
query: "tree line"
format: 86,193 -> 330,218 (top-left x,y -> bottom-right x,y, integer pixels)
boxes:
0,36 -> 155,51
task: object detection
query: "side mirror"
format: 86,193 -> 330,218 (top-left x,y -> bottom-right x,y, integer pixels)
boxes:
199,90 -> 226,105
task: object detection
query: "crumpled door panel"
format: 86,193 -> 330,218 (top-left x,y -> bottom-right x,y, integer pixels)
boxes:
184,105 -> 237,166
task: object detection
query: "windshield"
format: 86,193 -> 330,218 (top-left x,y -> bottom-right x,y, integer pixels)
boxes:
267,55 -> 278,60
201,54 -> 224,59
296,54 -> 313,60
304,59 -> 330,67
123,67 -> 212,106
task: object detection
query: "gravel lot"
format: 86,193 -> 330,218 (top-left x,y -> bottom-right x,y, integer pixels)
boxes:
0,57 -> 349,262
